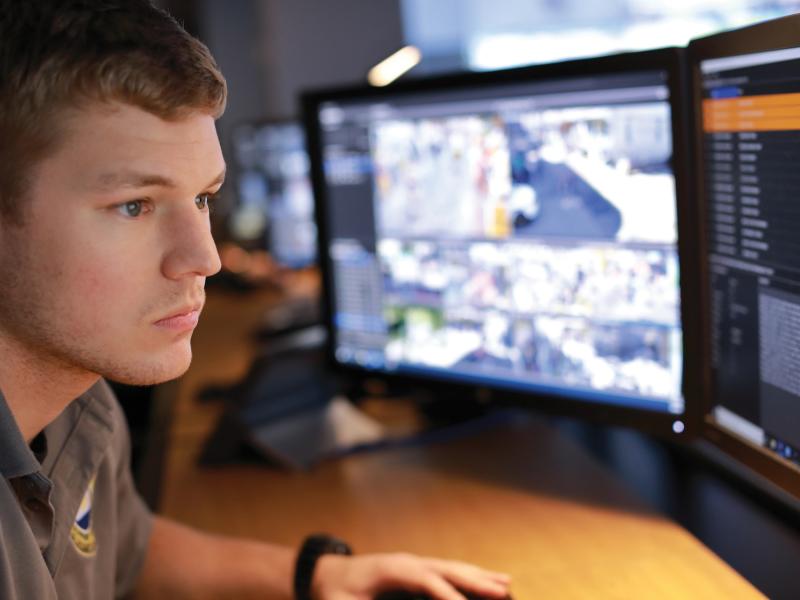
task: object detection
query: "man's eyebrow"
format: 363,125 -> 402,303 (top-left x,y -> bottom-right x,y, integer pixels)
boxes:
91,170 -> 177,191
91,167 -> 226,191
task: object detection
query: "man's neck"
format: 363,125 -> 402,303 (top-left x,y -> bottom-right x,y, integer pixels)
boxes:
0,335 -> 99,443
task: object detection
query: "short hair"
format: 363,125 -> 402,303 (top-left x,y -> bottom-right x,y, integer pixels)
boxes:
0,0 -> 227,223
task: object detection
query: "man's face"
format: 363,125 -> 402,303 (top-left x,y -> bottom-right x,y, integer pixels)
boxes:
0,103 -> 224,385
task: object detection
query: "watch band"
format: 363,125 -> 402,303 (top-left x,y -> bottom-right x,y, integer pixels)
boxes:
294,533 -> 353,600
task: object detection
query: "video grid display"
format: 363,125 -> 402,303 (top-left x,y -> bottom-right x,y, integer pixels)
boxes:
319,70 -> 684,412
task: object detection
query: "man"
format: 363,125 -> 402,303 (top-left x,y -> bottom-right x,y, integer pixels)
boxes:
0,1 -> 513,599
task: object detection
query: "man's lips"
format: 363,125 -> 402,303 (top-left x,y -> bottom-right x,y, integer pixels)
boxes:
154,305 -> 203,332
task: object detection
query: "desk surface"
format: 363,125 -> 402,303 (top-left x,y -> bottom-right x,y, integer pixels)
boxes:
156,286 -> 763,599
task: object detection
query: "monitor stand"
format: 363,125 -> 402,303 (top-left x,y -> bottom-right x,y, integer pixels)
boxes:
199,346 -> 517,470
239,395 -> 390,470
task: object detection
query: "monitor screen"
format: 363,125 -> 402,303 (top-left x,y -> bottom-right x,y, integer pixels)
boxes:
231,121 -> 317,267
694,23 -> 800,487
306,50 -> 689,428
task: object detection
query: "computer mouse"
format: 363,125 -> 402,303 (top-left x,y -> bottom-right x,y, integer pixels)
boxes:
374,591 -> 513,600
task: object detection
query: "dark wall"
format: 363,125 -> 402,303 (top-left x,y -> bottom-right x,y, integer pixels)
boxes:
256,0 -> 404,119
191,0 -> 404,141
196,0 -> 268,132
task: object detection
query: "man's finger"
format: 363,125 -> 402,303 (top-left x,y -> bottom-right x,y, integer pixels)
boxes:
422,560 -> 511,598
426,558 -> 510,580
415,573 -> 469,600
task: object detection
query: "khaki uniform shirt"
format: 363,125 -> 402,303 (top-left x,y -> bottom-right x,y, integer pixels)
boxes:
0,379 -> 153,599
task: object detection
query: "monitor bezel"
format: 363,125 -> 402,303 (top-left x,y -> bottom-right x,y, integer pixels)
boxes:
302,47 -> 701,439
689,15 -> 800,498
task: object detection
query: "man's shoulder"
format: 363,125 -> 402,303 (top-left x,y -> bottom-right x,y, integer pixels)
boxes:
79,379 -> 124,434
45,379 -> 129,469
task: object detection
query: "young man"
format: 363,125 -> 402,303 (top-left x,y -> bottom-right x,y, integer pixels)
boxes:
0,1 -> 512,599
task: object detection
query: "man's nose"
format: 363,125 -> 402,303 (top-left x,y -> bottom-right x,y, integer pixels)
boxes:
161,205 -> 222,280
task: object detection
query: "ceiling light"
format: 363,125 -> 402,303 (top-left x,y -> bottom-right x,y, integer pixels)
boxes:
368,46 -> 422,87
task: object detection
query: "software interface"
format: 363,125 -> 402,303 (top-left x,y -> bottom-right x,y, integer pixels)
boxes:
318,71 -> 684,413
232,122 -> 317,267
702,48 -> 800,467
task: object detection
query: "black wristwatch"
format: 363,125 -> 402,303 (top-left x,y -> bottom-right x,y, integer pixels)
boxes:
294,533 -> 353,600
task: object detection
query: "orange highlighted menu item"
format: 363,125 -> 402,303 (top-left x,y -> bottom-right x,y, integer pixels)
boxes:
703,92 -> 800,132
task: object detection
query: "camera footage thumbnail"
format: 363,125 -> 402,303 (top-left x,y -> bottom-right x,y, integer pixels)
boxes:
372,103 -> 676,245
380,240 -> 682,402
369,100 -> 682,404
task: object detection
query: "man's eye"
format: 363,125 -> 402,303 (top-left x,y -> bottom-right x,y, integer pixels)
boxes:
195,193 -> 216,211
118,200 -> 144,218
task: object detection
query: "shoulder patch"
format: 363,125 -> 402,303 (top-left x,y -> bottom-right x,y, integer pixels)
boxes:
70,477 -> 97,556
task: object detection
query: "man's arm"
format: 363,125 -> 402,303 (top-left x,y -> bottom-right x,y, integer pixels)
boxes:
133,515 -> 511,600
133,516 -> 295,599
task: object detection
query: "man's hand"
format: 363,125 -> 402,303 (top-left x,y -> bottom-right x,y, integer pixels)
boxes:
312,552 -> 512,600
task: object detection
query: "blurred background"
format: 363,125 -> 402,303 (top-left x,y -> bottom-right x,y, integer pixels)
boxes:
112,6 -> 800,597
115,0 -> 800,475
159,0 -> 800,247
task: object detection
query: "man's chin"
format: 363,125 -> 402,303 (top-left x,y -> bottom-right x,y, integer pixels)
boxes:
100,350 -> 193,386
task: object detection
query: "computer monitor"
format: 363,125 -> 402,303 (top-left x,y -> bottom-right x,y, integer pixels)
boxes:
690,15 -> 800,497
303,48 -> 698,437
230,120 -> 317,267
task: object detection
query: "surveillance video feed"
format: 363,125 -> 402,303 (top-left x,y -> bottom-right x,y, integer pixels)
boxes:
319,70 -> 684,413
373,104 -> 675,244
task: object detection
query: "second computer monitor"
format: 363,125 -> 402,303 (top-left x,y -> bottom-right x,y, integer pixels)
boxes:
304,48 -> 695,435
691,15 -> 800,497
231,121 -> 317,267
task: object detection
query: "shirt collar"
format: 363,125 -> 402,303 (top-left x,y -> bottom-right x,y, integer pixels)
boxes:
0,388 -> 42,479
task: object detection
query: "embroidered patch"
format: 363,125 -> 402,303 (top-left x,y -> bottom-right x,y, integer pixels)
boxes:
70,477 -> 97,556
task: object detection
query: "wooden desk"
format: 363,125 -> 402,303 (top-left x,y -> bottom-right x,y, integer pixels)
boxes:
156,288 -> 763,599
